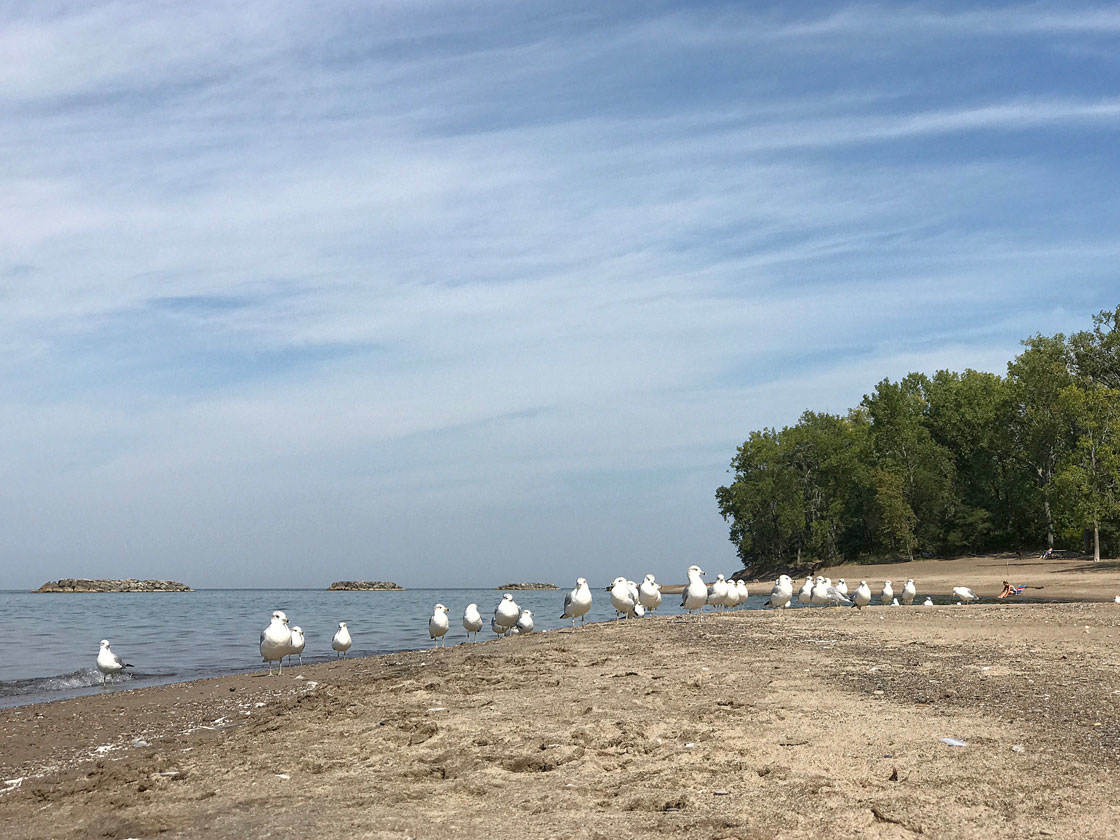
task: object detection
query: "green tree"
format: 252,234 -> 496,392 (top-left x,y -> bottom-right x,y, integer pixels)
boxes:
1006,335 -> 1075,549
1054,385 -> 1120,562
868,468 -> 917,559
1070,306 -> 1120,389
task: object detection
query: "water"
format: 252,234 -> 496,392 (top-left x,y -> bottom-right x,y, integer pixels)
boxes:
0,587 -> 771,708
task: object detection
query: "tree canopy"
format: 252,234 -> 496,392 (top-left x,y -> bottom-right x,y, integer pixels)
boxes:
717,306 -> 1120,577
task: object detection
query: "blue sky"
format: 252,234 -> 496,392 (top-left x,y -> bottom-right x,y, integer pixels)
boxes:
1,1 -> 1117,587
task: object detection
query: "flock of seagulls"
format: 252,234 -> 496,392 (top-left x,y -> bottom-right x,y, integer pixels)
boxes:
92,569 -> 1114,680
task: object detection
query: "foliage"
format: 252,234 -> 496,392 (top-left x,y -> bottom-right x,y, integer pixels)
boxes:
717,307 -> 1120,572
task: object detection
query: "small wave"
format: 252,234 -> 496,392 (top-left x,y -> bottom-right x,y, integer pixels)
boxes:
0,668 -> 137,697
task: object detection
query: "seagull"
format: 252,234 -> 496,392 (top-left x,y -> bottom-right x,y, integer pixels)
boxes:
952,586 -> 979,603
513,609 -> 535,634
609,577 -> 637,619
825,578 -> 852,606
851,581 -> 872,610
494,593 -> 520,631
890,597 -> 899,606
834,578 -> 849,597
922,597 -> 934,606
638,574 -> 663,612
724,579 -> 741,609
491,616 -> 509,637
766,574 -> 793,610
901,579 -> 917,606
881,580 -> 894,605
260,611 -> 293,675
1115,595 -> 1120,604
96,640 -> 132,685
797,576 -> 814,604
429,604 -> 450,646
810,576 -> 830,606
707,574 -> 730,611
463,603 -> 484,641
287,625 -> 306,665
632,603 -> 647,617
681,565 -> 708,620
331,621 -> 352,658
561,577 -> 593,626
735,579 -> 749,607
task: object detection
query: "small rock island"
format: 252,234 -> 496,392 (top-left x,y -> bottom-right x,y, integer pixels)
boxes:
34,578 -> 192,593
498,582 -> 558,590
328,580 -> 404,591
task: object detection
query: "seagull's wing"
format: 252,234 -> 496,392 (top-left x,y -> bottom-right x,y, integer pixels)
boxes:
561,591 -> 573,617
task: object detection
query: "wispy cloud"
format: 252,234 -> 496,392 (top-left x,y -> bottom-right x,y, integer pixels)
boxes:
0,1 -> 1117,585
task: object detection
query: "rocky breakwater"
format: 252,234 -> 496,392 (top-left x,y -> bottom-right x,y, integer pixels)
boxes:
328,580 -> 404,591
498,582 -> 558,590
34,578 -> 193,592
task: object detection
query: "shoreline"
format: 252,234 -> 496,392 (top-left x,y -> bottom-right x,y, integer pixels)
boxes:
2,603 -> 1117,838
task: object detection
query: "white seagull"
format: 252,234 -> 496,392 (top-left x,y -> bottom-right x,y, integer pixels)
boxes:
707,574 -> 730,611
638,574 -> 663,612
609,577 -> 637,619
825,578 -> 852,606
681,565 -> 708,619
491,616 -> 509,637
463,603 -> 484,641
331,621 -> 352,658
851,581 -> 872,610
513,609 -> 535,634
766,575 -> 793,610
494,593 -> 521,631
724,579 -> 741,609
287,625 -> 306,665
810,576 -> 830,606
735,579 -> 749,606
901,579 -> 917,606
835,578 -> 849,597
922,597 -> 934,606
260,611 -> 293,675
429,604 -> 450,646
797,576 -> 814,604
96,639 -> 132,685
880,580 -> 894,605
561,577 -> 593,625
952,586 -> 979,603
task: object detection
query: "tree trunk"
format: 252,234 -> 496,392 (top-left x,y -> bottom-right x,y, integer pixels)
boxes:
1043,496 -> 1054,548
1093,518 -> 1100,563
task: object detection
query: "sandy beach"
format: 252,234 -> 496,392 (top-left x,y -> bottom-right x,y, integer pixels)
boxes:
2,594 -> 1118,839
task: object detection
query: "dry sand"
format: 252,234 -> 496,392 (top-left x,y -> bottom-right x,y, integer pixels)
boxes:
2,597 -> 1118,839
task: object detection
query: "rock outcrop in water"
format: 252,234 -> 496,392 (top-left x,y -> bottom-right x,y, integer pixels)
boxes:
498,582 -> 558,590
328,580 -> 404,591
34,578 -> 192,593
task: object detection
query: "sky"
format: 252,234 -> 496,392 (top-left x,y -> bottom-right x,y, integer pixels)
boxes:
1,1 -> 1118,588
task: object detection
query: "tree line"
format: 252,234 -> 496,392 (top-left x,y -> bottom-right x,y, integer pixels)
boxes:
716,306 -> 1120,578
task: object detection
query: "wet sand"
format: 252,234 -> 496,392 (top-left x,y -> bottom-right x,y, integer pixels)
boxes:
1,601 -> 1118,839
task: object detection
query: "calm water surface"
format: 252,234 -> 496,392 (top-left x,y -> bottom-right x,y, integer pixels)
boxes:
0,587 -> 776,708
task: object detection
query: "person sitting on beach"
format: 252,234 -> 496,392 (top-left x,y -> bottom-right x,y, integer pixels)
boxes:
999,581 -> 1026,599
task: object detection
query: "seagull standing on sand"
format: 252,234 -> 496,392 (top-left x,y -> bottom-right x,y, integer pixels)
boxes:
561,577 -> 593,625
901,579 -> 917,606
923,597 -> 934,606
851,581 -> 872,610
952,586 -> 979,603
463,603 -> 484,640
881,580 -> 894,605
96,640 -> 132,685
514,609 -> 534,634
708,574 -> 730,611
491,616 -> 509,637
260,611 -> 293,675
429,604 -> 450,646
810,576 -> 830,606
735,579 -> 749,607
638,574 -> 663,612
494,593 -> 521,632
609,577 -> 637,619
797,576 -> 814,604
332,621 -> 352,658
835,579 -> 849,597
825,578 -> 852,606
724,580 -> 741,609
766,575 -> 793,610
288,626 -> 306,665
681,565 -> 708,620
